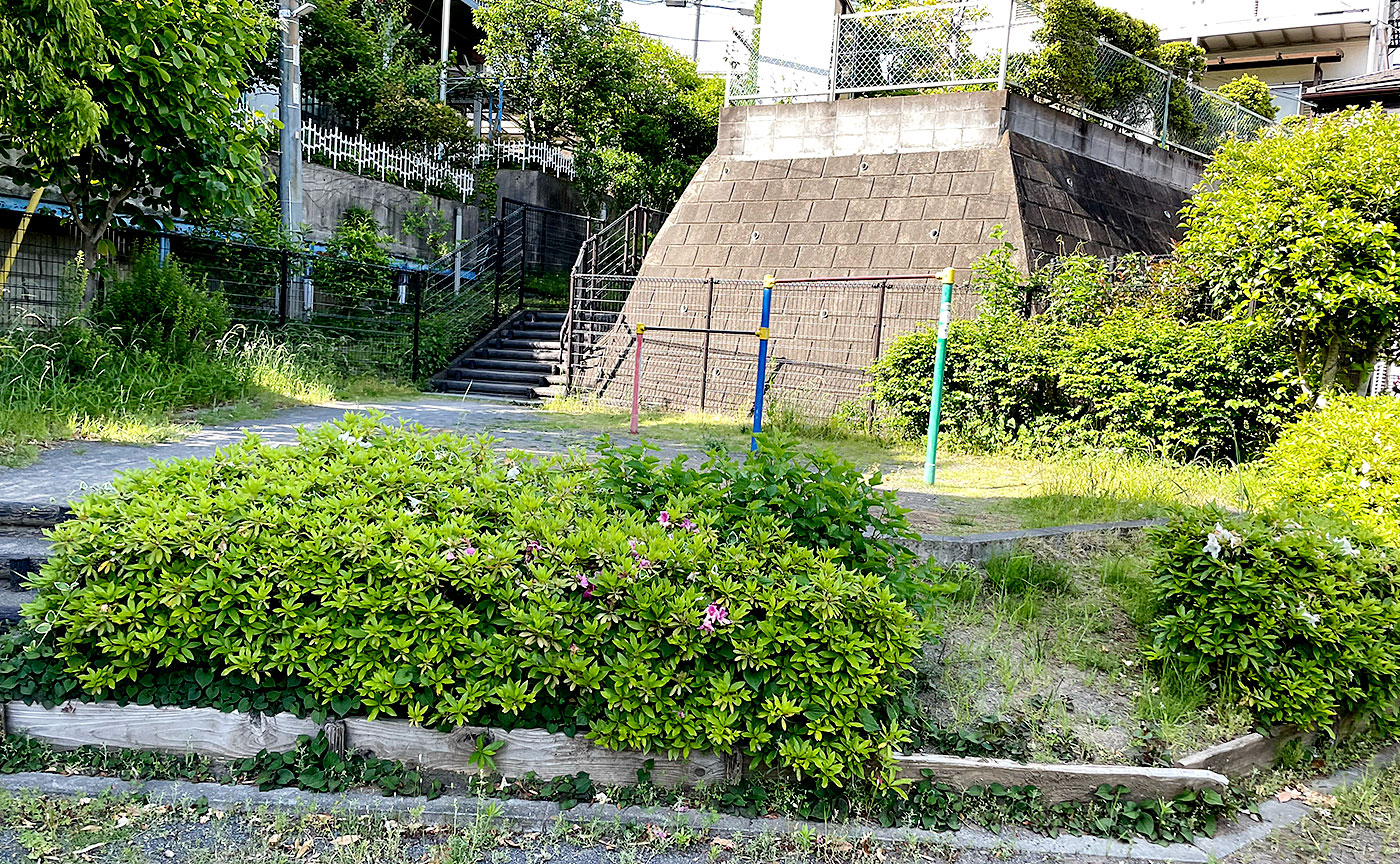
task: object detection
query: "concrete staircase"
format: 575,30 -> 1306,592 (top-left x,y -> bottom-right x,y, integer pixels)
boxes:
433,310 -> 567,401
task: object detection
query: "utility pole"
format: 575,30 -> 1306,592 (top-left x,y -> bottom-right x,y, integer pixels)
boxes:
279,1 -> 315,237
664,0 -> 704,62
693,0 -> 702,62
439,0 -> 452,102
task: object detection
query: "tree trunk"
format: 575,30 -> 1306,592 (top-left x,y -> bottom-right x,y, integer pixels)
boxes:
1317,336 -> 1343,406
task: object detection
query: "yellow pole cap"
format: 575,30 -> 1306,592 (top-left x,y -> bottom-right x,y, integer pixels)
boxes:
763,275 -> 776,289
940,267 -> 956,284
636,323 -> 646,335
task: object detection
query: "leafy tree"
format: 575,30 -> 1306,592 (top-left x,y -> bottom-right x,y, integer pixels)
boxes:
1018,0 -> 1160,113
1214,74 -> 1279,120
0,0 -> 273,297
300,0 -> 441,130
0,0 -> 106,163
475,0 -> 721,210
1177,107 -> 1400,400
473,0 -> 637,146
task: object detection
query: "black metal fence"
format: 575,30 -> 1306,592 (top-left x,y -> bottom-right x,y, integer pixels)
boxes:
0,201 -> 597,381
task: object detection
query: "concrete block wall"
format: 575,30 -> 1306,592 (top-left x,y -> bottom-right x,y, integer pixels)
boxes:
640,91 -> 1205,282
579,90 -> 1209,416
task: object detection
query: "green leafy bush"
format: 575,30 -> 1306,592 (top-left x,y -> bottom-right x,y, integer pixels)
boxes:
1260,396 -> 1400,544
1214,75 -> 1278,120
22,416 -> 921,786
1176,106 -> 1400,398
96,247 -> 231,360
591,434 -> 929,591
1146,507 -> 1400,729
871,308 -> 1298,458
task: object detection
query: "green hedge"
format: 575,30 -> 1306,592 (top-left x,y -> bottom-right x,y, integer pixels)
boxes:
16,416 -> 922,787
1260,396 -> 1400,544
1146,507 -> 1400,729
871,308 -> 1300,459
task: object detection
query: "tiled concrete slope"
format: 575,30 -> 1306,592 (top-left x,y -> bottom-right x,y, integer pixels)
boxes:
641,91 -> 1204,281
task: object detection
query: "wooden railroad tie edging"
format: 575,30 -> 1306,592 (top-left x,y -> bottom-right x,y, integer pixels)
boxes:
3,701 -> 730,788
5,701 -> 1236,802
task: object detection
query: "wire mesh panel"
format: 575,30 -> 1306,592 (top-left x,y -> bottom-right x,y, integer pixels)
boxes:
567,274 -> 982,421
725,25 -> 835,104
833,2 -> 1005,95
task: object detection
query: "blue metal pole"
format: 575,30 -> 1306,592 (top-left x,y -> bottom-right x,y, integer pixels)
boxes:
751,276 -> 774,452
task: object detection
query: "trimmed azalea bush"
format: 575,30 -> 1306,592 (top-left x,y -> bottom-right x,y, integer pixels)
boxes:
1146,507 -> 1400,730
13,416 -> 923,786
871,309 -> 1298,458
1259,396 -> 1400,544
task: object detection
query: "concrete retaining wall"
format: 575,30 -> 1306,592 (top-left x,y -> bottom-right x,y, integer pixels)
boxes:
639,91 -> 1205,282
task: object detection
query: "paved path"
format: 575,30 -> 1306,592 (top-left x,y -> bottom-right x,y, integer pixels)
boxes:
0,396 -> 621,505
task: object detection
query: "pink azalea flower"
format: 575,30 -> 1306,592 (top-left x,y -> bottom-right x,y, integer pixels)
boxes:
628,538 -> 640,553
638,558 -> 651,569
463,545 -> 477,557
680,518 -> 696,532
443,550 -> 456,562
578,574 -> 594,599
658,511 -> 671,528
698,619 -> 715,633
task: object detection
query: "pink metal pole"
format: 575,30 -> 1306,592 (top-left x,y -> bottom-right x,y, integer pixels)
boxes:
630,323 -> 644,435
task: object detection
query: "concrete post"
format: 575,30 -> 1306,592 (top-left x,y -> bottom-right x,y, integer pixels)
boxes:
278,0 -> 304,237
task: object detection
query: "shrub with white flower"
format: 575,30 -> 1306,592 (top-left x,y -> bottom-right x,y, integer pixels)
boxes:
1149,505 -> 1400,730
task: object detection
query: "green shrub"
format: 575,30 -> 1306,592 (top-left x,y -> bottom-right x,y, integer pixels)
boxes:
1260,396 -> 1400,544
591,434 -> 931,593
872,308 -> 1299,458
22,416 -> 922,786
1146,507 -> 1400,729
96,247 -> 231,360
1176,106 -> 1400,398
1214,74 -> 1278,120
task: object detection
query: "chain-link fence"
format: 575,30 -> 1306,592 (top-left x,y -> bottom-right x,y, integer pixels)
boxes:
567,274 -> 983,420
726,1 -> 1294,159
1,201 -> 597,381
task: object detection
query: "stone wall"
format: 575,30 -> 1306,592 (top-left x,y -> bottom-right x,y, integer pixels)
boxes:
301,163 -> 479,260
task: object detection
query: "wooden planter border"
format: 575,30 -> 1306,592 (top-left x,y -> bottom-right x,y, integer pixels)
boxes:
3,701 -> 730,788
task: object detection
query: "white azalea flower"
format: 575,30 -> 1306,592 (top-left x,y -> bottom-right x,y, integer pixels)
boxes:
1203,533 -> 1222,559
505,465 -> 521,481
1361,461 -> 1372,475
1298,605 -> 1321,628
1329,534 -> 1361,558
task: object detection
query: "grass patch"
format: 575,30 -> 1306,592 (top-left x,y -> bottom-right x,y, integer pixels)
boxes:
921,543 -> 1255,763
535,401 -> 1252,534
0,325 -> 414,467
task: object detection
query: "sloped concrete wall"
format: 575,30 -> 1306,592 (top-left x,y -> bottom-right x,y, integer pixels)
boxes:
639,91 -> 1204,282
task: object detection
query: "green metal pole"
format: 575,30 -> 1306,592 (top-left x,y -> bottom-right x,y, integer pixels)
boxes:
924,267 -> 955,485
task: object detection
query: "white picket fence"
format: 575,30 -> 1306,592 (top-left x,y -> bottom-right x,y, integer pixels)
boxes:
473,141 -> 578,180
301,121 -> 578,200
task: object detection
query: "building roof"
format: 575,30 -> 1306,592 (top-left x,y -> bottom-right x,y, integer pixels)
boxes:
1310,68 -> 1400,93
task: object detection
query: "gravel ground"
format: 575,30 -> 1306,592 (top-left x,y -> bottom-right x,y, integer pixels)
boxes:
0,794 -> 1211,864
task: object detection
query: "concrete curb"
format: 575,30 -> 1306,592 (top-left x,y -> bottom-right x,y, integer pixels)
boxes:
3,743 -> 1396,863
905,519 -> 1167,567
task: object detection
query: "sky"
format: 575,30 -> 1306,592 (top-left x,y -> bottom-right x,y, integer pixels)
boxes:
617,0 -> 756,75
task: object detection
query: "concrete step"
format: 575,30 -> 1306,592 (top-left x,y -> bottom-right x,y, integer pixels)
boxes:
528,311 -> 566,323
445,368 -> 562,386
480,348 -> 566,362
435,380 -> 553,399
495,338 -> 563,351
462,357 -> 561,374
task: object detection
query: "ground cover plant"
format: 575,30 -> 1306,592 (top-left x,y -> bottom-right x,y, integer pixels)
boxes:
10,416 -> 924,788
